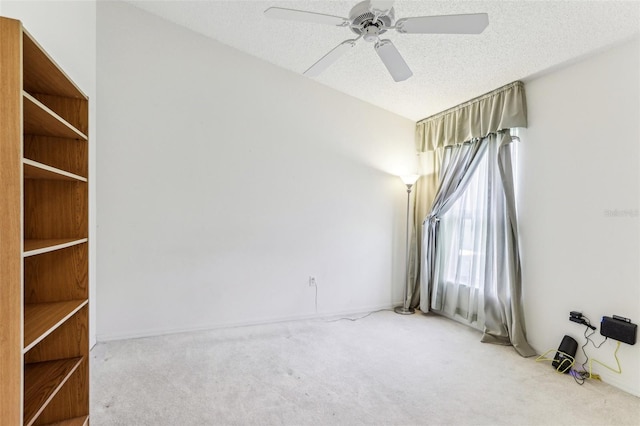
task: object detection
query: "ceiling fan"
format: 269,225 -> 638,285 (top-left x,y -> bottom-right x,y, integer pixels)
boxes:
264,0 -> 489,82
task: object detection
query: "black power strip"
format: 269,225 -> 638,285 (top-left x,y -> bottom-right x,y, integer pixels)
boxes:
601,316 -> 637,345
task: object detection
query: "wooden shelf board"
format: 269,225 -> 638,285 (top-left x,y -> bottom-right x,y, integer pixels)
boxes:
24,300 -> 88,353
23,93 -> 87,140
40,415 -> 89,426
24,357 -> 83,426
22,29 -> 87,100
24,239 -> 88,257
23,159 -> 87,182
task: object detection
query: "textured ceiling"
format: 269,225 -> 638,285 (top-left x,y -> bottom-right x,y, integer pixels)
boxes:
124,0 -> 640,121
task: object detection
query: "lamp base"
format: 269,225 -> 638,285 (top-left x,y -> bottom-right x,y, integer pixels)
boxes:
394,306 -> 415,315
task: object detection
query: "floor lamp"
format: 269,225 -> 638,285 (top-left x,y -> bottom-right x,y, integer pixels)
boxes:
395,174 -> 420,315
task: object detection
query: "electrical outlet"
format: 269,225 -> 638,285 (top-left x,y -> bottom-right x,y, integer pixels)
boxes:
308,276 -> 317,287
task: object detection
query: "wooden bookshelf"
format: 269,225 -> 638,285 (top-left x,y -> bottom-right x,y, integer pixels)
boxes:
0,16 -> 90,425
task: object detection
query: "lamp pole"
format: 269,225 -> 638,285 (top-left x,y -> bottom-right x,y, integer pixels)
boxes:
395,175 -> 419,315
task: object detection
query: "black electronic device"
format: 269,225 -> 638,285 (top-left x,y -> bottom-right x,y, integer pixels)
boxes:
552,335 -> 578,373
569,311 -> 596,330
601,316 -> 637,345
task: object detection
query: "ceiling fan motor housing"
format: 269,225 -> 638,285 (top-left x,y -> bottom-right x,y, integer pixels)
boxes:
349,1 -> 395,39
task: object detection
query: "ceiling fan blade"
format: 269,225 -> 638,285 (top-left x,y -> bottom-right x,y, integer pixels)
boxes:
304,40 -> 357,77
375,39 -> 412,82
396,13 -> 489,34
264,7 -> 349,27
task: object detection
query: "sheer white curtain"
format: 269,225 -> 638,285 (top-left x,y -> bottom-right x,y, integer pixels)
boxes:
430,145 -> 490,328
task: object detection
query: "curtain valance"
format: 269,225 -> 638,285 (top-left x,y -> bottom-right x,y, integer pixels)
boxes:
416,81 -> 527,152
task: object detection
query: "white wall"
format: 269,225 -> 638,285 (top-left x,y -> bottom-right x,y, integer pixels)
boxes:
520,38 -> 640,395
96,1 -> 416,340
1,0 -> 98,347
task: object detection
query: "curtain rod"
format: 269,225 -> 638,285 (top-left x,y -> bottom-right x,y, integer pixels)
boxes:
416,81 -> 524,125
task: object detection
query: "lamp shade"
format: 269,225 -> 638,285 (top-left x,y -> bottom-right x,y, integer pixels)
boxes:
400,174 -> 420,186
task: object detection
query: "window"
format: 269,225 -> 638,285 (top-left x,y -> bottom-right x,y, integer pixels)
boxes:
439,148 -> 489,290
431,132 -> 521,328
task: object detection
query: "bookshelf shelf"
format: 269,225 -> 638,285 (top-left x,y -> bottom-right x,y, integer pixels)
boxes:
23,92 -> 87,140
23,239 -> 88,258
24,300 -> 88,352
24,159 -> 87,182
23,358 -> 83,426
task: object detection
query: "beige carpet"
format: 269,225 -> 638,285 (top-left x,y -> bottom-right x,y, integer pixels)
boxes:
91,311 -> 639,425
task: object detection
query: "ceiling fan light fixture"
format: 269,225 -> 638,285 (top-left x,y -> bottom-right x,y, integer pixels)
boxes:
362,25 -> 380,42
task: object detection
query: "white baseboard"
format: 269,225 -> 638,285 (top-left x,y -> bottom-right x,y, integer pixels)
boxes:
95,302 -> 401,343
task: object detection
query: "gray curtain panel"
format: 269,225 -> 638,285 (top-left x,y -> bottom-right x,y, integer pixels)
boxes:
405,151 -> 439,308
481,132 -> 535,356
